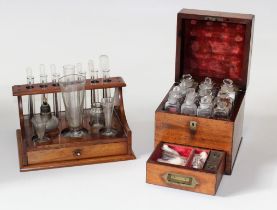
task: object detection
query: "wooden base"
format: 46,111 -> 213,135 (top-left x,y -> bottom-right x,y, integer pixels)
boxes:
17,130 -> 136,172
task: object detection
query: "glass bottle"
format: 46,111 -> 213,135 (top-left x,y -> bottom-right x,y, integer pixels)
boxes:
164,86 -> 182,113
197,95 -> 213,118
199,77 -> 213,91
90,102 -> 104,129
31,114 -> 50,142
213,101 -> 230,119
215,90 -> 233,107
198,77 -> 215,99
40,97 -> 59,132
26,67 -> 35,118
181,88 -> 197,116
221,79 -> 236,101
179,74 -> 194,97
50,64 -> 61,118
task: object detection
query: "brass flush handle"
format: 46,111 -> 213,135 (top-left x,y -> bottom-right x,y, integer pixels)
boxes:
73,149 -> 82,157
189,121 -> 198,133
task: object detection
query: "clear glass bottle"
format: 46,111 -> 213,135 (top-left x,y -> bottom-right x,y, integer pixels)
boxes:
90,102 -> 104,129
197,95 -> 213,118
179,74 -> 194,97
26,67 -> 35,118
164,86 -> 182,113
40,97 -> 59,133
181,88 -> 197,116
199,77 -> 213,90
31,114 -> 50,142
198,77 -> 215,98
221,79 -> 236,101
215,90 -> 233,107
213,101 -> 230,119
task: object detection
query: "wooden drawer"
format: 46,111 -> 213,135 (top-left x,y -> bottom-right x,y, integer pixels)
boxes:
27,141 -> 128,165
146,142 -> 225,195
155,111 -> 233,149
155,110 -> 237,174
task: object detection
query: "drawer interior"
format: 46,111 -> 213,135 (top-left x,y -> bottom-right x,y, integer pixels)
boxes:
148,142 -> 225,173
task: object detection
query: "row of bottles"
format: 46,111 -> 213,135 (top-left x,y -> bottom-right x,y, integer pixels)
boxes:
164,74 -> 237,119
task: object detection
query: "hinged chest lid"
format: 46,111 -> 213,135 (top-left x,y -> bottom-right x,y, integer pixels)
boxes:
175,9 -> 254,90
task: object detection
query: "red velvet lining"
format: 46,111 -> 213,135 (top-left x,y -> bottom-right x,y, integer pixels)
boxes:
182,19 -> 246,83
155,143 -> 210,169
168,144 -> 194,158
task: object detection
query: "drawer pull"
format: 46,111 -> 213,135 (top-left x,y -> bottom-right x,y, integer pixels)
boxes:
189,121 -> 198,133
163,173 -> 198,188
73,149 -> 82,157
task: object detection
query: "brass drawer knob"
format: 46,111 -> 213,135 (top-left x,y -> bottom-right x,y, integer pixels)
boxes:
73,149 -> 82,157
189,121 -> 198,133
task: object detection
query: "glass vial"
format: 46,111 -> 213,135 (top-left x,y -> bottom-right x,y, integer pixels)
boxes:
50,64 -> 61,118
213,101 -> 230,119
181,88 -> 197,116
99,55 -> 111,98
164,86 -> 182,113
220,79 -> 236,101
26,67 -> 35,118
197,95 -> 213,118
179,74 -> 194,97
88,59 -> 100,106
40,64 -> 48,104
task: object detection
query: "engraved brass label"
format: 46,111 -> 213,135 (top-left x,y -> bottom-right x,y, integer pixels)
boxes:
163,173 -> 198,188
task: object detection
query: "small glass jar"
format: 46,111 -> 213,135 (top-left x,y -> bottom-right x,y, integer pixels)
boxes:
197,95 -> 213,118
179,74 -> 194,97
221,79 -> 236,101
199,77 -> 213,90
40,98 -> 59,132
213,101 -> 230,119
181,89 -> 197,116
164,86 -> 182,113
215,90 -> 233,107
90,102 -> 104,129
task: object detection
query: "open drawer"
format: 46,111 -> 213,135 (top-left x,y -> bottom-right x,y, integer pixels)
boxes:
146,142 -> 225,195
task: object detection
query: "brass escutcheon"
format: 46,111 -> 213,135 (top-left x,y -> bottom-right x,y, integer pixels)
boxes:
189,121 -> 198,132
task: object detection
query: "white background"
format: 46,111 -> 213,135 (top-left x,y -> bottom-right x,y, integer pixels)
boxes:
0,0 -> 276,209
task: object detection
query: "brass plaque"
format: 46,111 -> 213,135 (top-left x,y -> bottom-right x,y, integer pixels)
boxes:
163,173 -> 198,188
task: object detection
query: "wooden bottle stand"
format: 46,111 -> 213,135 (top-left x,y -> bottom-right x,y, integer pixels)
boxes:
12,77 -> 136,172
